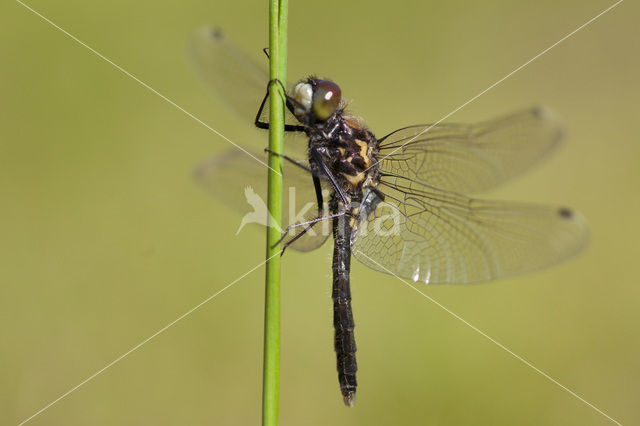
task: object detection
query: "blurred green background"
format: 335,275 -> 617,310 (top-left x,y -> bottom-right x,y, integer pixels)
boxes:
2,0 -> 638,425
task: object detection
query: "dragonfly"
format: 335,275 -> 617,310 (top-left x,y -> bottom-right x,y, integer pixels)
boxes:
189,27 -> 588,407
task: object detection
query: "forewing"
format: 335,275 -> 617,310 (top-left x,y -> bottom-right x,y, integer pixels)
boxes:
188,26 -> 305,154
195,149 -> 331,252
377,108 -> 563,194
351,180 -> 588,284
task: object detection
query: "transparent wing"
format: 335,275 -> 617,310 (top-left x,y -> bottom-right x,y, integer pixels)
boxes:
188,26 -> 306,155
351,178 -> 588,284
377,108 -> 563,194
195,149 -> 331,252
189,26 -> 267,127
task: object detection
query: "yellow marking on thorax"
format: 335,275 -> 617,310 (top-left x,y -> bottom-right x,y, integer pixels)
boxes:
342,172 -> 365,186
354,139 -> 372,167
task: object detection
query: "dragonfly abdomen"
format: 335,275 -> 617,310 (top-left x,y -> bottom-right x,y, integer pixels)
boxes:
332,212 -> 357,407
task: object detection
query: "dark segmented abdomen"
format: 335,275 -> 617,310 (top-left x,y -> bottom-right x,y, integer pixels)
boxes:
332,212 -> 357,406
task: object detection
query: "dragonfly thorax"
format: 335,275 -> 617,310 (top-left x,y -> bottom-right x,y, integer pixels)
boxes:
307,114 -> 380,194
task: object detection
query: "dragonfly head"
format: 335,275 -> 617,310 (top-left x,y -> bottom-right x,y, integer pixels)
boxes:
290,78 -> 342,124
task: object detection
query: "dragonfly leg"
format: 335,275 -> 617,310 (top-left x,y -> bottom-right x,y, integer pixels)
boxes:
278,212 -> 345,255
254,80 -> 306,132
264,148 -> 314,175
277,174 -> 345,255
275,210 -> 346,253
310,147 -> 350,208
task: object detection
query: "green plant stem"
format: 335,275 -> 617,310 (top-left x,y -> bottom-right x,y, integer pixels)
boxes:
263,0 -> 287,425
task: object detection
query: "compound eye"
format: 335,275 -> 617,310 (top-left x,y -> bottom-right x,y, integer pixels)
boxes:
312,80 -> 341,121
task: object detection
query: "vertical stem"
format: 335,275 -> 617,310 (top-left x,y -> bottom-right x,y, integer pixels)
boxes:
263,0 -> 287,425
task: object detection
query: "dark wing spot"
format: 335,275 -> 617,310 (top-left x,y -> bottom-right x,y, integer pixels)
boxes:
531,107 -> 543,118
210,27 -> 224,40
558,208 -> 573,219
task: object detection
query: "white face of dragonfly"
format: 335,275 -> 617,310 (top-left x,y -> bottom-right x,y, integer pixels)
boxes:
291,82 -> 313,120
